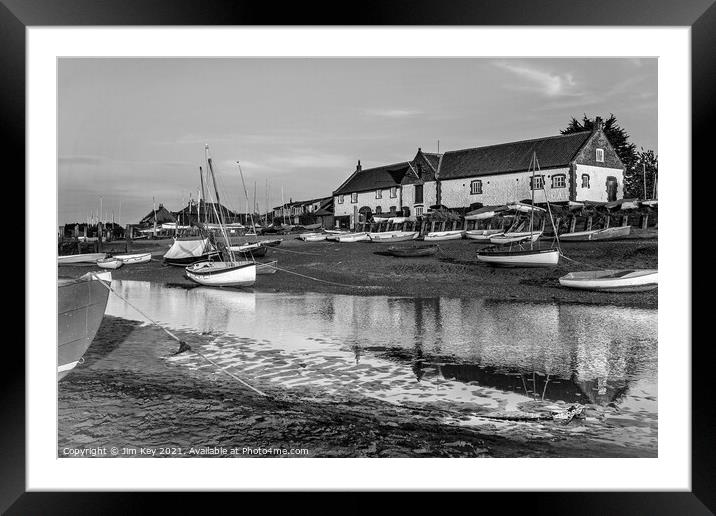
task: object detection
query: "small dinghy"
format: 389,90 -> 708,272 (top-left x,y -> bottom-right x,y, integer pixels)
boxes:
424,230 -> 465,241
58,252 -> 107,265
259,238 -> 283,247
334,232 -> 370,243
368,231 -> 418,242
476,247 -> 559,267
114,252 -> 152,264
96,257 -> 124,269
387,244 -> 439,257
490,231 -> 542,245
229,243 -> 268,258
559,226 -> 631,242
299,233 -> 327,242
185,261 -> 257,287
465,229 -> 504,241
255,260 -> 278,275
558,269 -> 658,292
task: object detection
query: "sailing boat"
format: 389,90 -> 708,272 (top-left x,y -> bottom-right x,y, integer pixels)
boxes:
185,146 -> 257,287
477,152 -> 560,267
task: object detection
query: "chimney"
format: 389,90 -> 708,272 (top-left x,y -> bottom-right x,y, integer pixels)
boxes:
356,160 -> 362,173
594,116 -> 604,132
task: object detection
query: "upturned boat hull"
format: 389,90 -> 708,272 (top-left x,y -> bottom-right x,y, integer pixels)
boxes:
424,230 -> 465,241
368,231 -> 418,242
185,261 -> 257,287
490,231 -> 542,245
477,248 -> 559,267
334,232 -> 370,242
559,226 -> 632,242
58,272 -> 111,380
558,269 -> 657,292
58,253 -> 107,264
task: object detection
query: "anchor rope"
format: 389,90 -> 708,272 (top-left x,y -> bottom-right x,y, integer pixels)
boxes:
90,274 -> 269,397
262,263 -> 379,289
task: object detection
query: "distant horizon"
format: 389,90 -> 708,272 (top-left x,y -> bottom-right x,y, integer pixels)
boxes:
58,57 -> 657,225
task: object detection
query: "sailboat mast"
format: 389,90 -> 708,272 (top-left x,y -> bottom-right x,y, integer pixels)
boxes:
199,166 -> 206,223
205,146 -> 235,262
236,161 -> 257,235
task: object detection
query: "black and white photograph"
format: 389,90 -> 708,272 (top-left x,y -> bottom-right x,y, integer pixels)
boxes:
56,56 -> 660,460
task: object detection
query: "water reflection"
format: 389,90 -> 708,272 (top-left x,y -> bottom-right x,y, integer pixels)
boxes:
106,281 -> 656,410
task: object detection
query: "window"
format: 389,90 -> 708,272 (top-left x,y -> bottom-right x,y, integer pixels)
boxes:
390,187 -> 397,198
351,193 -> 358,203
530,175 -> 545,190
596,148 -> 605,162
415,206 -> 424,216
414,184 -> 424,204
582,174 -> 590,188
376,189 -> 382,199
338,195 -> 344,204
470,180 -> 483,195
551,174 -> 566,188
375,206 -> 382,214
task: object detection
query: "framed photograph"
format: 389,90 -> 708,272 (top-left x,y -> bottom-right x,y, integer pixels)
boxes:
9,0 -> 708,512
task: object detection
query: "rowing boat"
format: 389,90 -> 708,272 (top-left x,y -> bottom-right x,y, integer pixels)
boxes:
559,226 -> 632,242
387,245 -> 439,257
229,243 -> 268,257
333,232 -> 370,242
465,229 -> 504,241
96,257 -> 124,269
558,269 -> 657,292
424,230 -> 465,241
259,238 -> 283,247
185,260 -> 257,287
58,272 -> 111,380
476,247 -> 559,267
368,231 -> 418,242
58,253 -> 107,264
114,252 -> 152,264
490,231 -> 542,245
298,233 -> 327,242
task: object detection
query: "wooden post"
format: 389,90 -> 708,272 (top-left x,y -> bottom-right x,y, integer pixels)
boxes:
641,214 -> 649,229
569,216 -> 577,233
622,214 -> 629,227
586,216 -> 592,232
604,215 -> 610,229
97,222 -> 103,251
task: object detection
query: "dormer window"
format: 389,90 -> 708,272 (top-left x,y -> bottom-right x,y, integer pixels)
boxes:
596,148 -> 605,162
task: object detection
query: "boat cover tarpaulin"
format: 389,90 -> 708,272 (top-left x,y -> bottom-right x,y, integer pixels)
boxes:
163,238 -> 210,260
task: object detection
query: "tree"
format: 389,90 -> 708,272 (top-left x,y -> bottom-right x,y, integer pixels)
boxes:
561,114 -> 645,198
633,148 -> 658,200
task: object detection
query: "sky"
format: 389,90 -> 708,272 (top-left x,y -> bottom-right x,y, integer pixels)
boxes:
58,58 -> 657,224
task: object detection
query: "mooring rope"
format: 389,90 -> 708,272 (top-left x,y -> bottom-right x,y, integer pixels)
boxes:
262,263 -> 379,289
267,245 -> 323,256
90,274 -> 269,397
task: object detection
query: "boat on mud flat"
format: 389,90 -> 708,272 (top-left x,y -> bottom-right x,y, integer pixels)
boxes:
490,231 -> 542,245
559,226 -> 632,242
228,243 -> 268,258
424,230 -> 465,241
476,247 -> 559,267
298,232 -> 327,242
387,244 -> 439,258
185,260 -> 257,287
114,252 -> 152,264
58,272 -> 111,380
58,252 -> 107,265
259,238 -> 283,247
368,231 -> 418,243
163,237 -> 220,266
331,232 -> 370,243
96,257 -> 123,269
558,269 -> 658,292
465,229 -> 504,241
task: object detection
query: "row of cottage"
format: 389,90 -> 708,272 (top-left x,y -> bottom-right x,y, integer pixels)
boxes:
277,118 -> 625,229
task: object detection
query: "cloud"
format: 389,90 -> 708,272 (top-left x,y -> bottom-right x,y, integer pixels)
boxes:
365,108 -> 423,118
493,62 -> 581,97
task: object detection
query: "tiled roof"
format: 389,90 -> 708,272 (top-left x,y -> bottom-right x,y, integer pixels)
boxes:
438,132 -> 592,180
333,162 -> 410,195
422,152 -> 441,172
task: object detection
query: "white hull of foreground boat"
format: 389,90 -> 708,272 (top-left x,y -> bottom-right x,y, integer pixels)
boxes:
368,231 -> 418,242
477,248 -> 559,267
334,232 -> 370,243
299,233 -> 327,242
465,229 -> 504,241
490,231 -> 542,245
185,261 -> 257,287
424,230 -> 465,241
114,252 -> 152,264
96,257 -> 124,269
558,269 -> 657,292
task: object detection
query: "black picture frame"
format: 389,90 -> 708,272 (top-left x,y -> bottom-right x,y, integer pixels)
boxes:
7,0 -> 708,513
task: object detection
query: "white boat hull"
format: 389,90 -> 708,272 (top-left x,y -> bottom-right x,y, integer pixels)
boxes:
559,226 -> 632,242
490,231 -> 542,245
300,233 -> 328,242
477,248 -> 559,267
465,229 -> 504,241
185,261 -> 257,287
114,252 -> 152,264
334,232 -> 370,242
368,231 -> 418,242
96,258 -> 123,269
58,253 -> 107,264
424,230 -> 465,241
559,269 -> 658,292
